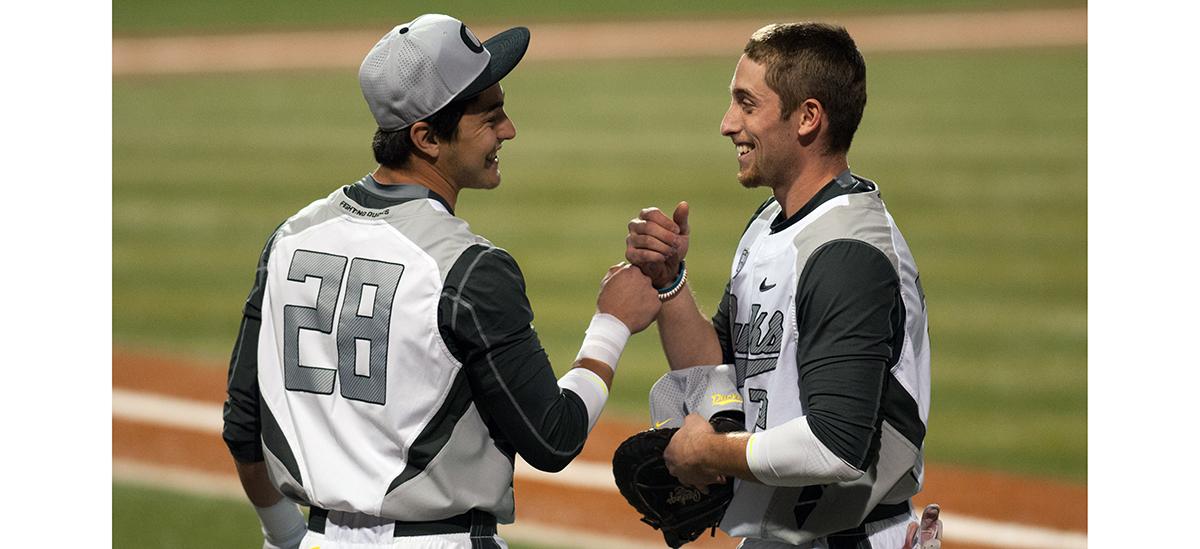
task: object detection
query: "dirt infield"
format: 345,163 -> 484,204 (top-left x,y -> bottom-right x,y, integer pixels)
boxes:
112,349 -> 1085,548
111,8 -> 1086,75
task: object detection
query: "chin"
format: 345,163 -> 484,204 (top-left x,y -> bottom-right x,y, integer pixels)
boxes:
737,170 -> 762,189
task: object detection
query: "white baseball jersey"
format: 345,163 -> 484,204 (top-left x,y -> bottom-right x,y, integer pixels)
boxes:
223,176 -> 593,529
714,172 -> 931,545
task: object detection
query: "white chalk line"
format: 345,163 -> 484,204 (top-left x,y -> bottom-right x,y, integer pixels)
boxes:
112,388 -> 1087,549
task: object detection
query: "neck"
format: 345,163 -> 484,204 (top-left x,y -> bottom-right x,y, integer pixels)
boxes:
772,154 -> 849,218
372,162 -> 460,210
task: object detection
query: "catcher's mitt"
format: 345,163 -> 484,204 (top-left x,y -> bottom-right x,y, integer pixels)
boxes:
612,427 -> 734,548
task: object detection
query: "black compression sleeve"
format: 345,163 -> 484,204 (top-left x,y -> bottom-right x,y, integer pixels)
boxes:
712,281 -> 737,364
794,239 -> 904,470
439,246 -> 589,472
222,231 -> 279,464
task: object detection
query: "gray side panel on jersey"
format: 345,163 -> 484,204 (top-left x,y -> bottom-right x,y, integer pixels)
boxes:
648,364 -> 742,428
387,368 -> 474,491
260,400 -> 307,504
381,404 -> 516,523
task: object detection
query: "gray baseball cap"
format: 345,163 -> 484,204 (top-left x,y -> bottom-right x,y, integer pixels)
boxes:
359,14 -> 530,131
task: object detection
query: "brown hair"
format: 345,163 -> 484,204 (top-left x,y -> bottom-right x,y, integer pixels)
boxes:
372,98 -> 470,168
744,22 -> 867,154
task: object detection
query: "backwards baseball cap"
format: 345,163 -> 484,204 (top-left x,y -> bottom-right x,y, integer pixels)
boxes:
359,14 -> 530,131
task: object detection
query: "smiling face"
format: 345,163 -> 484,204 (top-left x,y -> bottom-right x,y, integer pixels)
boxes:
719,55 -> 803,189
439,83 -> 516,190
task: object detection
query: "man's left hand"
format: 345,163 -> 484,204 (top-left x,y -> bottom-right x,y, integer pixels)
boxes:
663,413 -> 725,491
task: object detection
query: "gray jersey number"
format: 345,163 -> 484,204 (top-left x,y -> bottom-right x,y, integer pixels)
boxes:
748,388 -> 769,430
283,250 -> 405,405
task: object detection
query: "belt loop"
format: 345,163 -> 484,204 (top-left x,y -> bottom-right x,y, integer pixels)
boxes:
307,506 -> 329,534
468,510 -> 499,549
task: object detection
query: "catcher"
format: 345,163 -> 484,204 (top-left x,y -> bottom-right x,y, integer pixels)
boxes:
613,365 -> 943,548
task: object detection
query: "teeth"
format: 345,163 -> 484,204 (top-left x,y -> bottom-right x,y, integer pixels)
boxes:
736,144 -> 752,156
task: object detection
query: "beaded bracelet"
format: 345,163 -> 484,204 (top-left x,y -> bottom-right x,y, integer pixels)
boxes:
656,261 -> 688,302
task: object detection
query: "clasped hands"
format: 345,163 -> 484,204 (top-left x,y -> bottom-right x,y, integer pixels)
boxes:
597,201 -> 691,332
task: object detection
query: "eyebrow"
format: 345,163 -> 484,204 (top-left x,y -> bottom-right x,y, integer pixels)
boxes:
482,100 -> 504,114
731,87 -> 756,101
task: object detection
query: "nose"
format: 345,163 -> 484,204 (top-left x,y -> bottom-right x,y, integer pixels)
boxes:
498,116 -> 517,141
720,101 -> 738,137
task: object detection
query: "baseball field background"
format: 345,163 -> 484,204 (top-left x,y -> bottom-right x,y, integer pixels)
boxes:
112,1 -> 1087,547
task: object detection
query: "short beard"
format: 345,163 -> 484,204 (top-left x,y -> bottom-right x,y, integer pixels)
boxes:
737,162 -> 770,189
737,171 -> 760,188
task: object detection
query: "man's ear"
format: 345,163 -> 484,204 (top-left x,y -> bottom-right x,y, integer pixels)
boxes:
409,121 -> 440,159
795,98 -> 823,145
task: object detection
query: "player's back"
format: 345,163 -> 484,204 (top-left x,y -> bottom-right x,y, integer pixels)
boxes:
253,180 -> 517,522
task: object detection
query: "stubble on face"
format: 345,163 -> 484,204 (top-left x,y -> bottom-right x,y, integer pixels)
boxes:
442,85 -> 513,191
725,56 -> 793,191
737,160 -> 764,189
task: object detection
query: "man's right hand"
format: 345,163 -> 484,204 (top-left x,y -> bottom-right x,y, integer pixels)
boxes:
626,202 -> 690,288
597,263 -> 661,333
903,504 -> 943,549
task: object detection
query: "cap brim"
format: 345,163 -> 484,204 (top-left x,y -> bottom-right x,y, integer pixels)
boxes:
455,26 -> 530,101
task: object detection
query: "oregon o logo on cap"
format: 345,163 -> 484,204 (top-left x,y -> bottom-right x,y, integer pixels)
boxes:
460,24 -> 484,53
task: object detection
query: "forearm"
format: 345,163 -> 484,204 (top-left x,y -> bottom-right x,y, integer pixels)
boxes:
469,334 -> 592,472
657,284 -> 723,370
700,431 -> 756,481
235,460 -> 306,549
684,418 -> 863,487
234,459 -> 284,507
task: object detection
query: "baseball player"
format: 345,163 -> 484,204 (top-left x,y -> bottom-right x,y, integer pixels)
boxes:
626,22 -> 932,547
222,14 -> 660,549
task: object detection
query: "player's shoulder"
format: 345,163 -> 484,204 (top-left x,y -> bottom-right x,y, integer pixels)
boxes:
794,176 -> 903,273
374,198 -> 496,282
252,190 -> 338,261
269,187 -> 353,242
445,244 -> 525,293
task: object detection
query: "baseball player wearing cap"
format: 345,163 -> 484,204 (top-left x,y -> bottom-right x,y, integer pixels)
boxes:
222,14 -> 660,549
626,23 -> 933,547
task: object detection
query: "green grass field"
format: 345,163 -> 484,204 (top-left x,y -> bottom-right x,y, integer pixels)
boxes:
114,48 -> 1086,482
113,0 -> 1082,34
113,483 -> 551,549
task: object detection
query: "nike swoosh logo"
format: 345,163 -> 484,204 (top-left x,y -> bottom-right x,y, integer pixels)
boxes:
759,278 -> 776,292
654,418 -> 674,429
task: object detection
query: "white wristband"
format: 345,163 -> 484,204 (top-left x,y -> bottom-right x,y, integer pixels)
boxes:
558,367 -> 610,432
254,499 -> 306,549
574,313 -> 631,372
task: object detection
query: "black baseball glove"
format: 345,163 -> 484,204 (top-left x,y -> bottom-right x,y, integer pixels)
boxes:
611,426 -> 735,548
